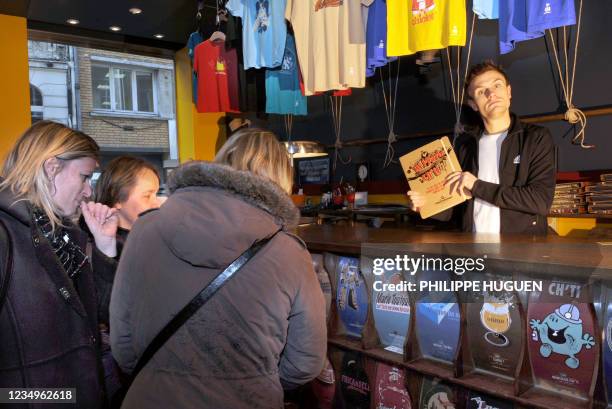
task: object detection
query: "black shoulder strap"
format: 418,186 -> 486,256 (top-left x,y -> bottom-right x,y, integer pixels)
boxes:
0,219 -> 13,313
127,227 -> 282,386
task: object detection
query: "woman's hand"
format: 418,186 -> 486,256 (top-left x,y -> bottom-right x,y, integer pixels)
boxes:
81,201 -> 118,258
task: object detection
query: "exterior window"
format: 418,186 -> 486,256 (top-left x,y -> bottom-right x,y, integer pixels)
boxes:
92,64 -> 155,114
30,84 -> 44,123
30,84 -> 43,106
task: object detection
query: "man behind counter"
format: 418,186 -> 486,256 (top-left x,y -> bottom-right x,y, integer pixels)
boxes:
407,61 -> 556,235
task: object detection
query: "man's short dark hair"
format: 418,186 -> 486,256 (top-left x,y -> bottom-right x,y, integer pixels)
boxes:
465,61 -> 510,98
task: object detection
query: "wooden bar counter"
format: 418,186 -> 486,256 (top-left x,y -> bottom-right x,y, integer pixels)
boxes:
295,223 -> 612,409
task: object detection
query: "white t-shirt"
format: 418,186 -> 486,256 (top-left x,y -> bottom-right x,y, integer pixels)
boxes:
473,130 -> 507,234
285,0 -> 368,95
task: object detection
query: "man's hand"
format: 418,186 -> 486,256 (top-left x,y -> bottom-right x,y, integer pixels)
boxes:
407,190 -> 427,212
81,201 -> 118,258
445,171 -> 477,198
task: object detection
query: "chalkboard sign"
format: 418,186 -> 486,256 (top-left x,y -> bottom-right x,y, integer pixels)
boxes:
296,157 -> 330,185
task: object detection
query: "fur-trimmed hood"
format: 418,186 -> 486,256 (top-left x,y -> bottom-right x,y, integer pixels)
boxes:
168,161 -> 299,229
139,161 -> 301,270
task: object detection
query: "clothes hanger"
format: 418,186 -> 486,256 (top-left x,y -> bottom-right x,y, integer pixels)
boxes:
209,0 -> 226,42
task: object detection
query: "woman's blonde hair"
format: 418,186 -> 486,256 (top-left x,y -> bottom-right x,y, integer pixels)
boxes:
215,128 -> 293,193
0,120 -> 99,229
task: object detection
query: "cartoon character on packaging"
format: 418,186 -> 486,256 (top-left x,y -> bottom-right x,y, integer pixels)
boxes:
530,304 -> 595,369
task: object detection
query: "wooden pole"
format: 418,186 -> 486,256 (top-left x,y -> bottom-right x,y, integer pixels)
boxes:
327,104 -> 612,148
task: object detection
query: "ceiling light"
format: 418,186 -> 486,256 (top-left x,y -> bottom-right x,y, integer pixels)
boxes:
66,19 -> 80,25
109,26 -> 122,32
153,34 -> 165,39
129,8 -> 142,15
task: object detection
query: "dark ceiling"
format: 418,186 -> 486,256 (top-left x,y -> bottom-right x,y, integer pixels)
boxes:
0,0 -> 218,50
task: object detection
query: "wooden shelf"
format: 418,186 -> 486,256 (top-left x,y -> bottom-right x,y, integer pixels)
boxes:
549,213 -> 612,220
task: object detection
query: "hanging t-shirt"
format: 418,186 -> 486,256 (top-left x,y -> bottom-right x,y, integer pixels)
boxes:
349,0 -> 375,44
473,0 -> 499,19
386,0 -> 466,57
265,35 -> 307,115
286,0 -> 367,96
498,0 -> 541,54
524,0 -> 576,33
473,130 -> 508,234
226,0 -> 287,69
187,31 -> 205,103
366,0 -> 396,77
225,13 -> 266,112
193,40 -> 240,113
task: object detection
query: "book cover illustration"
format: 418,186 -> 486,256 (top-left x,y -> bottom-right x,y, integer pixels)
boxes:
527,279 -> 597,399
339,351 -> 371,409
419,377 -> 455,409
415,270 -> 461,363
373,269 -> 410,354
336,256 -> 368,338
466,391 -> 513,409
466,289 -> 523,378
400,136 -> 466,219
373,362 -> 412,409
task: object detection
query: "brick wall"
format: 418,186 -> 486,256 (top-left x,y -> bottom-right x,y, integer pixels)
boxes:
77,47 -> 171,151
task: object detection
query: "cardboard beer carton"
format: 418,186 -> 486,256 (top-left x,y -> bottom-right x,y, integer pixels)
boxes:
400,136 -> 466,219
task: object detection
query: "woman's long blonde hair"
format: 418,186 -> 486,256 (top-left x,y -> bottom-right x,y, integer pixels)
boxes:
215,128 -> 293,193
0,120 -> 99,229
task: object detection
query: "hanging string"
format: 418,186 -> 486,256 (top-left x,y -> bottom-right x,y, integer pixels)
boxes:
284,114 -> 294,165
445,11 -> 477,145
379,58 -> 401,168
546,0 -> 592,148
330,95 -> 351,171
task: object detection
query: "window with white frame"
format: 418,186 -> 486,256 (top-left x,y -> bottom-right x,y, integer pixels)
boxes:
91,64 -> 156,114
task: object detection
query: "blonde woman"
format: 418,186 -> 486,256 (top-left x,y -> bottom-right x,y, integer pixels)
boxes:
110,129 -> 327,409
0,121 -> 118,408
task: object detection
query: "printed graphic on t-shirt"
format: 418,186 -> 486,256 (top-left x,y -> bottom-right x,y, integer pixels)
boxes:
281,48 -> 296,73
412,0 -> 436,25
413,0 -> 435,14
214,58 -> 227,75
544,2 -> 552,14
315,0 -> 343,12
254,0 -> 269,33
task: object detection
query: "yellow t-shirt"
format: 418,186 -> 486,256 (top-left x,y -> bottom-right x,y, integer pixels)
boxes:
387,0 -> 466,57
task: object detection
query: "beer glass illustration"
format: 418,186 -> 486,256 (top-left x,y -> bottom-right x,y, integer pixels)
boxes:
480,302 -> 512,347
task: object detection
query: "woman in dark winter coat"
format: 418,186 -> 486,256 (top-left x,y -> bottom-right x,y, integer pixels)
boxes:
92,155 -> 162,405
0,121 -> 118,408
110,129 -> 327,409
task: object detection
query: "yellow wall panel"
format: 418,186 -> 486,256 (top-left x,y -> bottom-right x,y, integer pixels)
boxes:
0,14 -> 30,163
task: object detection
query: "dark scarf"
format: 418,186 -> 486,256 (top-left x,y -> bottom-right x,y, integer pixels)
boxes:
32,207 -> 88,282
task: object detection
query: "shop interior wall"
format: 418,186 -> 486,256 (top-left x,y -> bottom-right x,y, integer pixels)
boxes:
0,14 -> 31,162
264,2 -> 611,184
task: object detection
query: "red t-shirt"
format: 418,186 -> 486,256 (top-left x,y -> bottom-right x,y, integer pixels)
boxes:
193,40 -> 240,113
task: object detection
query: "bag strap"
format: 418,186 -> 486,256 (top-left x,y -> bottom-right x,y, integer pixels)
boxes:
0,219 -> 13,314
128,227 -> 282,384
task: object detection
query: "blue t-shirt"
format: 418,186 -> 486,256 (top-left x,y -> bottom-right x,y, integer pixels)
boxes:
366,0 -> 396,77
499,0 -> 544,54
524,0 -> 576,32
187,32 -> 204,103
227,0 -> 287,69
500,0 -> 576,54
473,0 -> 499,19
265,35 -> 307,116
